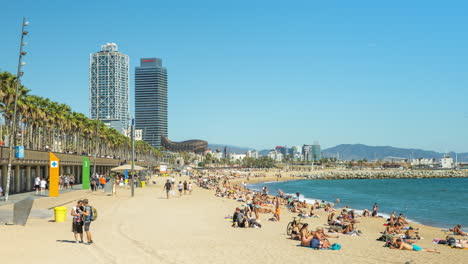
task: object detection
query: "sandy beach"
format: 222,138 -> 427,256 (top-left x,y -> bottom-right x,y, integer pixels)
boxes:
1,174 -> 467,264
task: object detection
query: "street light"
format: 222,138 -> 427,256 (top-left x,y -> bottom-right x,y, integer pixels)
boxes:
4,17 -> 29,201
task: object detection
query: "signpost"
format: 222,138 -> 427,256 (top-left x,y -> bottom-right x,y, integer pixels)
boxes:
82,156 -> 90,189
49,153 -> 59,197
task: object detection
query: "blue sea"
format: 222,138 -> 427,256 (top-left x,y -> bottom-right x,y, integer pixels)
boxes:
248,178 -> 468,231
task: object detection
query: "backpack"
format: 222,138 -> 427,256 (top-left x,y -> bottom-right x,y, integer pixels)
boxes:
90,206 -> 98,221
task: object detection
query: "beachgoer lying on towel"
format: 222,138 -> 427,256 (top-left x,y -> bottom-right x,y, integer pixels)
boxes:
391,238 -> 439,253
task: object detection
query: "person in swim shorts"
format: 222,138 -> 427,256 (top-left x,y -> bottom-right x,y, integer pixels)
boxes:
392,238 -> 439,253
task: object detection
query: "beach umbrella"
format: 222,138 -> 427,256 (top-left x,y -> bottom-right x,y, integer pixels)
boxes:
111,164 -> 146,173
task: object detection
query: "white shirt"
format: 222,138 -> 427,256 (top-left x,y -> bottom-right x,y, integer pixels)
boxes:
40,180 -> 47,188
171,178 -> 175,183
178,183 -> 183,190
188,184 -> 192,190
35,177 -> 40,185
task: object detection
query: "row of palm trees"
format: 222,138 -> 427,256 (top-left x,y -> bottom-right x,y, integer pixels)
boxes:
0,71 -> 161,162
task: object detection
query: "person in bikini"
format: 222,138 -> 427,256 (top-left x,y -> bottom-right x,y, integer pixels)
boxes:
451,225 -> 467,236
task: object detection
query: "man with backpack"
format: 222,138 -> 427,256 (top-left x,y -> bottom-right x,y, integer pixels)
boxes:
82,199 -> 96,244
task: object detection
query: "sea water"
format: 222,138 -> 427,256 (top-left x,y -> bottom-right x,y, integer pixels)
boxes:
248,178 -> 468,231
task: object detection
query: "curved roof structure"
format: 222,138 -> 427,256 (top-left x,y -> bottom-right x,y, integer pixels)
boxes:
161,136 -> 207,153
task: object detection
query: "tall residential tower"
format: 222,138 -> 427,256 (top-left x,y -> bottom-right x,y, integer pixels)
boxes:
89,43 -> 130,133
135,58 -> 168,148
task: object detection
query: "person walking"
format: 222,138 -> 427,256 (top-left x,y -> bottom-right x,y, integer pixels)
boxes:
178,181 -> 183,197
183,180 -> 188,195
82,199 -> 94,244
34,175 -> 41,195
71,200 -> 84,243
164,180 -> 172,199
188,182 -> 193,195
40,177 -> 47,196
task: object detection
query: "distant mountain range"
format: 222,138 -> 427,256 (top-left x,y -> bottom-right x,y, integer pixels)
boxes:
209,143 -> 468,162
322,144 -> 468,161
207,144 -> 253,154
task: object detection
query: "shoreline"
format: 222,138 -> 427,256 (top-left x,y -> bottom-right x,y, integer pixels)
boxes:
241,176 -> 467,232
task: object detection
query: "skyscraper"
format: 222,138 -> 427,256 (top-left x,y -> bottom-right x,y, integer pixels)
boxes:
135,58 -> 168,148
89,43 -> 130,133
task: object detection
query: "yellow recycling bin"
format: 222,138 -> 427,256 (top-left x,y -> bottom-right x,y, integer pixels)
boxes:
141,181 -> 146,188
54,206 -> 67,222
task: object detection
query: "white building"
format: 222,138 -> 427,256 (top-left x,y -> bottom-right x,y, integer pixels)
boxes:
410,158 -> 436,167
440,156 -> 454,169
267,150 -> 283,162
123,129 -> 142,141
246,150 -> 259,159
89,43 -> 130,133
229,153 -> 246,161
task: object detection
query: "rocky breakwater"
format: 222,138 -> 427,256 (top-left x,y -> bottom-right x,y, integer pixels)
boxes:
298,169 -> 468,180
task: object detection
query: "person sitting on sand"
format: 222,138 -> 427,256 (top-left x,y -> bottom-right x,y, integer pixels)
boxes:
397,213 -> 409,225
451,225 -> 467,236
405,227 -> 421,240
327,212 -> 336,225
342,222 -> 361,236
313,228 -> 338,249
362,209 -> 370,217
391,238 -> 439,253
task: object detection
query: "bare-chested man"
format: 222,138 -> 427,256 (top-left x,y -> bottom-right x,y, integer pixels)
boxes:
391,238 -> 439,253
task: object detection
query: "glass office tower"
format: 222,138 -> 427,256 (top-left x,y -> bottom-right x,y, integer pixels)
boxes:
135,58 -> 168,148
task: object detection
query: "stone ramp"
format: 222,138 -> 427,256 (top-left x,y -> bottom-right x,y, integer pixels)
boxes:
0,209 -> 53,224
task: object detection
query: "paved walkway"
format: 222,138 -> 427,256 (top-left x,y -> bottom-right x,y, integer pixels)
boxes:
0,185 -> 83,207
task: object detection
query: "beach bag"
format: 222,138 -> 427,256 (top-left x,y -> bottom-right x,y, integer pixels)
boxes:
447,237 -> 456,246
90,206 -> 98,221
329,243 -> 341,250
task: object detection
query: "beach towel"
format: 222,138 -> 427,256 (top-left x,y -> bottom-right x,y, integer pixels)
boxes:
328,243 -> 341,250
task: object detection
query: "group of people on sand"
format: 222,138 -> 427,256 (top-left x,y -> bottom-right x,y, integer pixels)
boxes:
70,199 -> 95,244
163,178 -> 192,199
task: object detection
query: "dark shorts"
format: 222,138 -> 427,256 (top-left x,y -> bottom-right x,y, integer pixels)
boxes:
84,222 -> 91,232
72,221 -> 83,233
34,185 -> 40,189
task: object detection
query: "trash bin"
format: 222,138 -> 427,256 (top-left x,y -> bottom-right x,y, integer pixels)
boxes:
141,181 -> 146,188
54,206 -> 67,222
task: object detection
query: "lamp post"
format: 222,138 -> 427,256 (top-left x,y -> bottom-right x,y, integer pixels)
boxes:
4,18 -> 29,201
131,118 -> 135,197
92,96 -> 103,178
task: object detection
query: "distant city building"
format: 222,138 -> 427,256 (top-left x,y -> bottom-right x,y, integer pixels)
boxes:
292,145 -> 303,161
267,150 -> 283,162
411,158 -> 436,168
135,58 -> 168,148
123,129 -> 143,141
302,145 -> 312,161
229,153 -> 246,161
246,150 -> 259,159
89,43 -> 130,133
312,142 -> 322,160
440,156 -> 454,169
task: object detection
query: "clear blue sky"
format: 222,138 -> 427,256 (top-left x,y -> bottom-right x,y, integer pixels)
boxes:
1,0 -> 468,152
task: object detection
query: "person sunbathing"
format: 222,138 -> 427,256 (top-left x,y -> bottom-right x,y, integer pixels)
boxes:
391,238 -> 439,253
342,223 -> 360,236
313,228 -> 338,248
397,214 -> 409,225
327,212 -> 336,225
405,228 -> 421,240
451,225 -> 467,236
